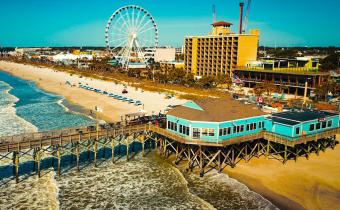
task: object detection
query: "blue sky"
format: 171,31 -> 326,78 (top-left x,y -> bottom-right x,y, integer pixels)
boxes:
0,0 -> 339,47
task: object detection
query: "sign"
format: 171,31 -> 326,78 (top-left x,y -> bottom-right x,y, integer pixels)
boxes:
318,118 -> 326,122
257,97 -> 264,103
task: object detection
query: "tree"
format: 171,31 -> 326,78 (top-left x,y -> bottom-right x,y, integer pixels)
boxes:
315,81 -> 340,101
254,83 -> 265,96
198,76 -> 217,88
262,81 -> 277,96
320,52 -> 340,71
216,75 -> 232,90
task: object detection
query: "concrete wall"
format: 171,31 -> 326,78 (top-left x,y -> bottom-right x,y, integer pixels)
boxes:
154,48 -> 176,62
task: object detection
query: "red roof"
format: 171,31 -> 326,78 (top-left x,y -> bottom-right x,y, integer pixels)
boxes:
212,21 -> 233,27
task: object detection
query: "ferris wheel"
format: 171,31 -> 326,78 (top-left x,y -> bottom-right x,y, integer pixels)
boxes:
105,5 -> 159,70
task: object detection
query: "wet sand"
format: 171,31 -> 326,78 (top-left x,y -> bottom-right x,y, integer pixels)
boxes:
224,145 -> 340,210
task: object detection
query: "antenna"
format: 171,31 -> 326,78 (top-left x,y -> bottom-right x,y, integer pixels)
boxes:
212,4 -> 216,23
243,0 -> 252,33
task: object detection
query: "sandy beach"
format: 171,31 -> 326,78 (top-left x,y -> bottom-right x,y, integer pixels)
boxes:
1,60 -> 340,210
0,61 -> 186,122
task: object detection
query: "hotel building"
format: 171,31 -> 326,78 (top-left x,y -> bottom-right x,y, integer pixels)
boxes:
184,21 -> 259,78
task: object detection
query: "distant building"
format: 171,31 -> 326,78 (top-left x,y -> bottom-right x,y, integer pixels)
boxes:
245,57 -> 320,72
175,46 -> 184,55
160,61 -> 184,74
154,48 -> 176,62
184,21 -> 259,78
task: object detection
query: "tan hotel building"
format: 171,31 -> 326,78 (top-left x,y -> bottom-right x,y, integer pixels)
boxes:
184,21 -> 259,78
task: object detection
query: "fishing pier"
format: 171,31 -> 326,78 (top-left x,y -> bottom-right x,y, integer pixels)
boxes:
0,119 -> 339,183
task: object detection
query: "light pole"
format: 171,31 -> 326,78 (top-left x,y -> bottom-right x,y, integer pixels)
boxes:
303,77 -> 311,106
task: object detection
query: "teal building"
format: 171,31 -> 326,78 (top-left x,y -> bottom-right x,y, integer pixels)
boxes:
166,99 -> 339,143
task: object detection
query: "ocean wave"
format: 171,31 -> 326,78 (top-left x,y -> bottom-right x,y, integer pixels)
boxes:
0,81 -> 37,136
0,171 -> 60,210
185,170 -> 278,210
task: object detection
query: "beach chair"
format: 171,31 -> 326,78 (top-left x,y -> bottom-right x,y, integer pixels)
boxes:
280,94 -> 286,100
273,93 -> 279,99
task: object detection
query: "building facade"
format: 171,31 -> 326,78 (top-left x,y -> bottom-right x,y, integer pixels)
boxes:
184,21 -> 259,78
166,99 -> 339,143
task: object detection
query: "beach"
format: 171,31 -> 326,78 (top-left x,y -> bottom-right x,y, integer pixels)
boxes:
1,60 -> 340,210
0,61 -> 186,122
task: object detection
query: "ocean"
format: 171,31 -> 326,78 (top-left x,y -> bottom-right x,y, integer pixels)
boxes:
0,70 -> 278,210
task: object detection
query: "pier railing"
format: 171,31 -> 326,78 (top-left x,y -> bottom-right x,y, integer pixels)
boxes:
0,124 -> 339,153
0,124 -> 148,153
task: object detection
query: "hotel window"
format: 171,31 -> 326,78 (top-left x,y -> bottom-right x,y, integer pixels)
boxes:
322,121 -> 327,129
296,127 -> 300,135
327,120 -> 332,127
309,124 -> 315,131
316,122 -> 321,130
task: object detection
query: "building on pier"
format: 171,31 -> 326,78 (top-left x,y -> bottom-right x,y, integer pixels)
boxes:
166,98 -> 339,143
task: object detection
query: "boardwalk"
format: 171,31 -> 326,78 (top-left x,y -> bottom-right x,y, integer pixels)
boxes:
0,123 -> 339,181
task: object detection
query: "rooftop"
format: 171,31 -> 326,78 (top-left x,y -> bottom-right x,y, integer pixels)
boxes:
212,21 -> 233,27
167,98 -> 265,122
270,110 -> 338,126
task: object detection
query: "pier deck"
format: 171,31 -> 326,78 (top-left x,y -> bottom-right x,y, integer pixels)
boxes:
0,123 -> 339,181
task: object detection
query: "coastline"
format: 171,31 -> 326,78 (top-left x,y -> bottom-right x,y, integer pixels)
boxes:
0,61 -> 186,122
1,60 -> 340,210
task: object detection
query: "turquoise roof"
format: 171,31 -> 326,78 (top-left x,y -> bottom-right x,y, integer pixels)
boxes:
182,101 -> 204,111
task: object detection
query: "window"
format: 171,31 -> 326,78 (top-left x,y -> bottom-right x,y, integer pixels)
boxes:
167,121 -> 171,129
208,129 -> 215,136
193,128 -> 200,139
327,120 -> 332,128
240,125 -> 244,132
246,123 -> 257,131
179,125 -> 189,135
296,127 -> 300,135
233,126 -> 237,133
316,122 -> 321,130
202,128 -> 209,136
219,127 -> 231,136
309,124 -> 315,131
258,121 -> 265,129
322,121 -> 327,129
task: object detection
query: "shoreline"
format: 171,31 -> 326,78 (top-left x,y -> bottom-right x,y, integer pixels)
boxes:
1,60 -> 340,210
0,61 -> 186,122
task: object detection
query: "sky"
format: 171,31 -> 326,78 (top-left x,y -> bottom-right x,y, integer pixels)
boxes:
0,0 -> 339,47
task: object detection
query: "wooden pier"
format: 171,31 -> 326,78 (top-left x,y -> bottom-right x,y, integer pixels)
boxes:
0,123 -> 339,182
